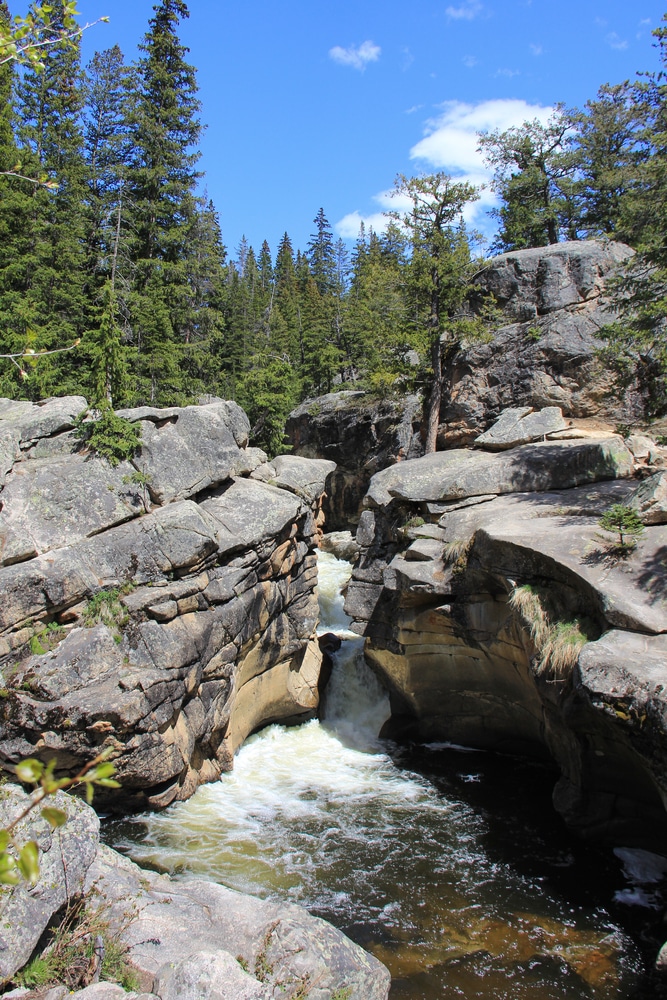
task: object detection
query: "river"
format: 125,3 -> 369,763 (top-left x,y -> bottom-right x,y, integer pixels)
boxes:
106,552 -> 667,999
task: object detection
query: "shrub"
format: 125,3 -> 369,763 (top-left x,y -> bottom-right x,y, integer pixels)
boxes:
75,405 -> 141,467
598,504 -> 645,551
509,584 -> 591,679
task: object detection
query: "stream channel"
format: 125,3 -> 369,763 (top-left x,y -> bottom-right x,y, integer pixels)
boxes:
106,552 -> 667,999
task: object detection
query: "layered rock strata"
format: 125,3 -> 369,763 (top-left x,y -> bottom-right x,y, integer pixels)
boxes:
0,397 -> 335,810
345,435 -> 667,847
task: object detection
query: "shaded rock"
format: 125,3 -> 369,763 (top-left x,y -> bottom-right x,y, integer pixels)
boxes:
320,530 -> 360,562
0,787 -> 99,982
474,406 -> 567,450
630,472 -> 667,525
286,392 -> 423,529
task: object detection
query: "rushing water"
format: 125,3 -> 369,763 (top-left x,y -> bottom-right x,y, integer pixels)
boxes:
107,552 -> 667,999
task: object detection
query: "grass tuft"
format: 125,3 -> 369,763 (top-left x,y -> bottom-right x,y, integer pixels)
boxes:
509,584 -> 590,678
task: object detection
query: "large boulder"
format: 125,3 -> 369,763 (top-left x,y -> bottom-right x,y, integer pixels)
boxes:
365,437 -> 633,508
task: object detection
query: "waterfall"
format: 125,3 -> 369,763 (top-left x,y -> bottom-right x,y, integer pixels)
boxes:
109,551 -> 656,999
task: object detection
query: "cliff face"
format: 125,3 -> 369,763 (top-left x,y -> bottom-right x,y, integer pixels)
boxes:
0,397 -> 335,810
345,434 -> 667,849
285,392 -> 423,530
442,240 -> 640,446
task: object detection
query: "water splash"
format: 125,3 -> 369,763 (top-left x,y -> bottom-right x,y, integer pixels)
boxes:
109,552 -> 647,999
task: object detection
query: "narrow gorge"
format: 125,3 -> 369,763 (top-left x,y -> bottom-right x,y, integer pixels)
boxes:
1,240 -> 667,1000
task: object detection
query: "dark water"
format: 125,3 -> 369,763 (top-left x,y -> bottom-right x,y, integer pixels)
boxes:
105,554 -> 667,999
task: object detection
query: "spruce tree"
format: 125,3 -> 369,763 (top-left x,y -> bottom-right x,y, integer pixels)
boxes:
126,0 -> 202,404
0,0 -> 87,399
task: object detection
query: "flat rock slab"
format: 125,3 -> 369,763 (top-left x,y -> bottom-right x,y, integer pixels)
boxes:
367,438 -> 633,508
630,472 -> 667,525
435,481 -> 667,634
475,406 -> 567,450
86,845 -> 391,1000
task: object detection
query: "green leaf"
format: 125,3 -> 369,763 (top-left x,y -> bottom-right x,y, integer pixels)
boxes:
85,783 -> 94,805
94,778 -> 121,789
88,762 -> 116,781
41,807 -> 67,829
17,841 -> 39,883
0,831 -> 9,851
16,759 -> 44,784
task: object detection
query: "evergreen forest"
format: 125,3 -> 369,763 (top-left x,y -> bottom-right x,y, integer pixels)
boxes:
1,0 -> 667,454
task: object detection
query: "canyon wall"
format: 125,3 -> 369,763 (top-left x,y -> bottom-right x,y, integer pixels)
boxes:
0,397 -> 335,810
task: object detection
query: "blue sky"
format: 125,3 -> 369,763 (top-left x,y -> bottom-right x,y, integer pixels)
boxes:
70,1 -> 667,257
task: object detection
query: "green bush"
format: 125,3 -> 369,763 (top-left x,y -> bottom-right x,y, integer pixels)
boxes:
75,406 -> 141,467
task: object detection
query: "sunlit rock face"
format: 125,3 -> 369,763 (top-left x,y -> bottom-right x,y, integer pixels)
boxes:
441,240 -> 642,447
0,397 -> 335,810
346,437 -> 667,849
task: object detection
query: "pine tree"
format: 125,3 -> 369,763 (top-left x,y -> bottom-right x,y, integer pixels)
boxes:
0,0 -> 87,399
126,0 -> 202,404
307,208 -> 336,296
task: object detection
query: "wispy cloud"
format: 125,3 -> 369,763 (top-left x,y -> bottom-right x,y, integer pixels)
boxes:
329,40 -> 381,71
606,31 -> 628,50
335,98 -> 554,243
529,43 -> 543,56
495,67 -> 520,77
446,1 -> 484,20
462,54 -> 479,68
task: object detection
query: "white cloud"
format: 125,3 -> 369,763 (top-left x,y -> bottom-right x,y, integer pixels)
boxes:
606,31 -> 628,50
462,54 -> 479,68
530,43 -> 543,56
329,40 -> 381,71
495,67 -> 520,77
446,1 -> 483,20
335,98 -> 555,246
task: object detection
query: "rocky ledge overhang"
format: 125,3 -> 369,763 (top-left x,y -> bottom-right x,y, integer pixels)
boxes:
345,432 -> 667,849
0,396 -> 336,810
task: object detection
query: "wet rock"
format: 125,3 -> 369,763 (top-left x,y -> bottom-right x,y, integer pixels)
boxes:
320,530 -> 360,562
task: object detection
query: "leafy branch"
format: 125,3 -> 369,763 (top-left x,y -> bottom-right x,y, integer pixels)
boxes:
0,4 -> 109,71
0,750 -> 120,886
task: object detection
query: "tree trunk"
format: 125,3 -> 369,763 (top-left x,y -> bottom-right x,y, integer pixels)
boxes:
425,334 -> 442,454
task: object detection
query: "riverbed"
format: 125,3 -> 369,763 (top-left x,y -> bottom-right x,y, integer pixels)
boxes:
106,552 -> 667,999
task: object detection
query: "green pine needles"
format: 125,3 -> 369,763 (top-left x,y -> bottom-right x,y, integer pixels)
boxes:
597,503 -> 645,552
75,406 -> 141,467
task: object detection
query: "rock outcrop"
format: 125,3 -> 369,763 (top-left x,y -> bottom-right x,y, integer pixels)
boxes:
0,787 -> 390,999
441,240 -> 641,446
286,391 -> 423,529
286,241 -> 644,530
345,435 -> 667,848
0,397 -> 335,810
